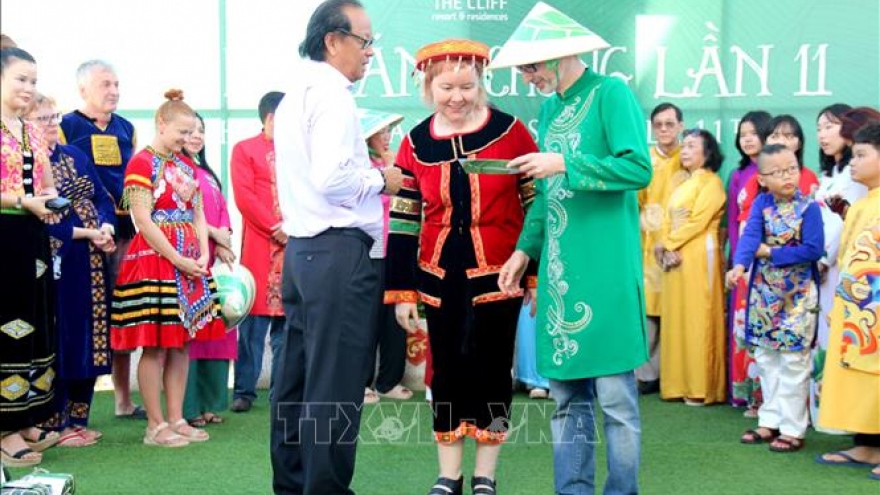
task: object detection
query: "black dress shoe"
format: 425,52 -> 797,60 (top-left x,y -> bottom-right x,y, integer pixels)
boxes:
230,398 -> 252,412
427,476 -> 463,495
638,379 -> 660,395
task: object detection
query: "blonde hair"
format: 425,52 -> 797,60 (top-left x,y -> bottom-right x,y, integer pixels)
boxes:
421,58 -> 488,109
24,92 -> 57,117
0,33 -> 16,49
155,89 -> 195,125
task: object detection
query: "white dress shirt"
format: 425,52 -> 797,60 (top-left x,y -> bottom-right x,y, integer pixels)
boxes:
274,59 -> 385,242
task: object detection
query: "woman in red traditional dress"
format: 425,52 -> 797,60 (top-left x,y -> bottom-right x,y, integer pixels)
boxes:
110,90 -> 224,448
385,39 -> 538,495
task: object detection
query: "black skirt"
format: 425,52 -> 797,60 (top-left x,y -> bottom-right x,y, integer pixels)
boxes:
425,266 -> 520,443
0,213 -> 56,430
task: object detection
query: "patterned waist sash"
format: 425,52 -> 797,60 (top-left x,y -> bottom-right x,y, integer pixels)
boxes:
152,208 -> 193,224
0,208 -> 29,216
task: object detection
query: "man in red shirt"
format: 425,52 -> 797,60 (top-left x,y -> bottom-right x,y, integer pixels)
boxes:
229,91 -> 286,413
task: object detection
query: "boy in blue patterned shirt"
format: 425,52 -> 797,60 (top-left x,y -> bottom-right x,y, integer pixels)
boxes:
727,144 -> 824,453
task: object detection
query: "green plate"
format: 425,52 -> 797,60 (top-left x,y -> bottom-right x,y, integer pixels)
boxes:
460,159 -> 516,175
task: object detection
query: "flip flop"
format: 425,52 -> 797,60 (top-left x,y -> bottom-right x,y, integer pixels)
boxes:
815,451 -> 876,468
56,431 -> 97,448
116,404 -> 148,420
869,465 -> 880,481
72,426 -> 103,441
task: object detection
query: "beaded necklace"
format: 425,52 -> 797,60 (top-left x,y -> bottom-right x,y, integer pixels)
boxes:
145,145 -> 173,161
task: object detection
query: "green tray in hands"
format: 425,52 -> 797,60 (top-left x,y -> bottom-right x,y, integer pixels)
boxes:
459,159 -> 517,175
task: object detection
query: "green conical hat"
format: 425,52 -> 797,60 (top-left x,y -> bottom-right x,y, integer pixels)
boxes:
357,108 -> 404,140
488,2 -> 610,70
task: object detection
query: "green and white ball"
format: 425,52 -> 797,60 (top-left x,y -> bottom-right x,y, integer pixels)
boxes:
212,263 -> 256,329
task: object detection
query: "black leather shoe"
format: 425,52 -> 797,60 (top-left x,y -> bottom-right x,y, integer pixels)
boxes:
638,379 -> 660,395
427,476 -> 463,495
471,476 -> 496,494
230,398 -> 252,412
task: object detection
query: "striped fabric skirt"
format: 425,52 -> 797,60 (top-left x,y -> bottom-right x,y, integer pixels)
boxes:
110,223 -> 225,350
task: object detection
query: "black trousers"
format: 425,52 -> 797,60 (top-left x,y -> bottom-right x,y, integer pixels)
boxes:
854,434 -> 880,448
366,258 -> 407,393
271,229 -> 379,495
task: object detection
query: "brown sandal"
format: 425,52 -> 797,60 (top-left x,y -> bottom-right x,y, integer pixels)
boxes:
202,413 -> 224,424
188,417 -> 207,428
769,436 -> 805,453
740,428 -> 780,444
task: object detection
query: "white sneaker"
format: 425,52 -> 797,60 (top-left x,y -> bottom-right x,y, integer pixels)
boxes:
528,388 -> 549,399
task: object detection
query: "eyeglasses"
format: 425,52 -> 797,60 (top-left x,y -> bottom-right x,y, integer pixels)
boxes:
31,113 -> 62,125
515,63 -> 540,74
336,29 -> 374,50
760,165 -> 800,179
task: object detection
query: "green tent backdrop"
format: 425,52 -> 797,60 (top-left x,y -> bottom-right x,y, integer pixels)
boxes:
355,0 -> 879,181
2,0 -> 876,189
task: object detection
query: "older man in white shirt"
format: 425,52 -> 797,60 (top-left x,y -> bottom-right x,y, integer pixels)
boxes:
269,1 -> 402,494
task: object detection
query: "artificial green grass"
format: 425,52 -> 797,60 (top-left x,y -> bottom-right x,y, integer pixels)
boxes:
6,390 -> 877,494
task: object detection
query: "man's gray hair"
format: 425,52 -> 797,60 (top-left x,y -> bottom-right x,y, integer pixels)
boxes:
76,60 -> 115,88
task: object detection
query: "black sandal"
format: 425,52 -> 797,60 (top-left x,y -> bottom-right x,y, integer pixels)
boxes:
427,476 -> 463,495
740,428 -> 779,444
472,476 -> 497,494
1,446 -> 42,467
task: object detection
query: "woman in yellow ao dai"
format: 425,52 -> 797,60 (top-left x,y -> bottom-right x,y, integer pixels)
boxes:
659,129 -> 728,405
